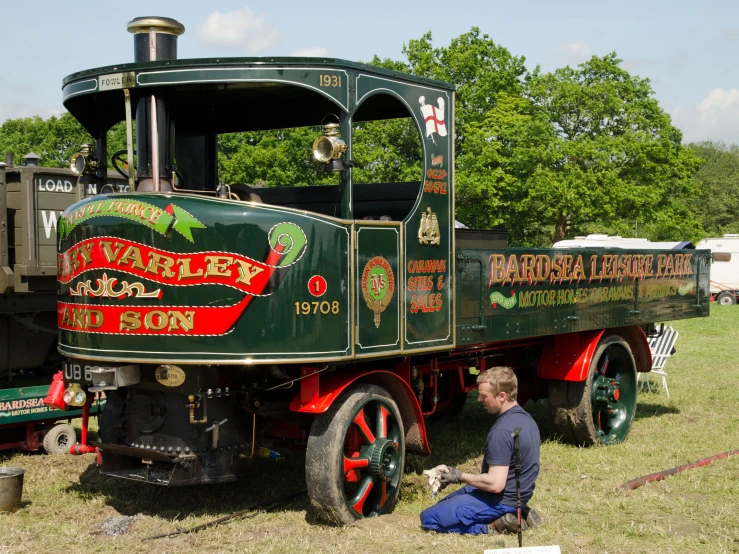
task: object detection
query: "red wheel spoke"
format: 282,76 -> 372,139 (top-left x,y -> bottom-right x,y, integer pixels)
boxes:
350,476 -> 374,514
376,406 -> 389,439
353,408 -> 376,444
343,454 -> 369,474
378,481 -> 390,510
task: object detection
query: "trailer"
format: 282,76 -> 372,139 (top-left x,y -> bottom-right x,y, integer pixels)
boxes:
695,235 -> 739,305
0,159 -> 123,452
51,17 -> 710,524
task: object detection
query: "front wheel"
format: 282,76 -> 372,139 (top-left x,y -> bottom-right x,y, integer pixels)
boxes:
548,335 -> 638,446
306,383 -> 405,525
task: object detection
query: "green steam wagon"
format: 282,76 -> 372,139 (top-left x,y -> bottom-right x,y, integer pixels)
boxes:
54,17 -> 709,524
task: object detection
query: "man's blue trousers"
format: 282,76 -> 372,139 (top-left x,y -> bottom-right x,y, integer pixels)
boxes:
420,484 -> 516,535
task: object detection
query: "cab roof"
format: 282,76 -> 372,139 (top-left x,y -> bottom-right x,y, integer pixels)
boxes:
62,57 -> 455,138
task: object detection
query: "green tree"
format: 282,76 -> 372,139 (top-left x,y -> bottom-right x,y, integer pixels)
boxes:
374,38 -> 701,245
687,141 -> 739,236
218,127 -> 337,187
374,29 -> 531,231
0,113 -> 128,170
507,54 -> 701,244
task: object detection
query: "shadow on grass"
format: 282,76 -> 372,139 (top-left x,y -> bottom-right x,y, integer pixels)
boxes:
64,452 -> 310,522
634,402 -> 680,420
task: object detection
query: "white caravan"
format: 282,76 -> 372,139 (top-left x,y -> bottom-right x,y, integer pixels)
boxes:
695,235 -> 739,305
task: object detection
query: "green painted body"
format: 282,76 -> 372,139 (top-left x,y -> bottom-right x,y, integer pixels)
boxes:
57,57 -> 709,365
457,247 -> 710,345
0,385 -> 99,427
59,57 -> 456,363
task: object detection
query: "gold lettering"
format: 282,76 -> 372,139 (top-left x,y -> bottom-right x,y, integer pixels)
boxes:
146,252 -> 177,279
520,254 -> 537,283
169,311 -> 195,332
87,309 -> 103,329
504,254 -> 520,284
100,241 -> 125,263
61,307 -> 73,327
72,309 -> 86,329
562,255 -> 573,280
78,242 -> 94,266
644,255 -> 654,277
573,255 -> 587,280
178,258 -> 204,279
120,311 -> 141,331
551,256 -> 563,281
235,259 -> 265,286
144,310 -> 168,330
490,254 -> 506,284
204,255 -> 234,278
69,248 -> 81,273
117,245 -> 148,271
656,254 -> 667,277
536,255 -> 551,282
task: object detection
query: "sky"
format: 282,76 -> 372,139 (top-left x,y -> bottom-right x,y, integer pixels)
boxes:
3,0 -> 739,144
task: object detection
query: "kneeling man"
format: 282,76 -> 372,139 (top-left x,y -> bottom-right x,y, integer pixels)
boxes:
420,366 -> 541,535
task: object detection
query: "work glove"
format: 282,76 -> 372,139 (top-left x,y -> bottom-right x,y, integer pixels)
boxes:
438,466 -> 463,484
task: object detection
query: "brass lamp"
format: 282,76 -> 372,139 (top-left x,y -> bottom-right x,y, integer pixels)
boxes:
313,116 -> 348,171
70,144 -> 99,176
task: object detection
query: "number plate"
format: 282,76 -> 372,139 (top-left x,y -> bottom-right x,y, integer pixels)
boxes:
63,362 -> 94,383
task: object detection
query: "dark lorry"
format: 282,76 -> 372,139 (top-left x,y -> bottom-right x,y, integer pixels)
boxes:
1,158 -> 124,452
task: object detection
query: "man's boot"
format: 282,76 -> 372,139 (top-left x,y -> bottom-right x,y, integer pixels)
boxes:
489,513 -> 525,534
489,508 -> 542,534
524,508 -> 542,529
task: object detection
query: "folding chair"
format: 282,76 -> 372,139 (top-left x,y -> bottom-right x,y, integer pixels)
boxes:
640,325 -> 678,397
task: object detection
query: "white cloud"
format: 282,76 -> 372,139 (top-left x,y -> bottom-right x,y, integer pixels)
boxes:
560,41 -> 591,59
542,41 -> 593,70
290,47 -> 328,57
670,88 -> 739,144
196,7 -> 281,53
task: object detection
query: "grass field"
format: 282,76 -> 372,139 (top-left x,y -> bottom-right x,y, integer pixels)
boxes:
2,307 -> 738,553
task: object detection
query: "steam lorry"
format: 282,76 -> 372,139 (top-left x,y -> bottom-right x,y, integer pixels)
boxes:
51,17 -> 710,524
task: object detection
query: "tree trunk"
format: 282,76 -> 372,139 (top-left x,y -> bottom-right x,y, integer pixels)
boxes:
554,213 -> 568,243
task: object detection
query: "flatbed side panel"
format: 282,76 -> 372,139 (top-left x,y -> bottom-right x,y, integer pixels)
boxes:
0,384 -> 100,426
456,248 -> 710,345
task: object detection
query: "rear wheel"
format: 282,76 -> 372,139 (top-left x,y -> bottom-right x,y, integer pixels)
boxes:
43,423 -> 76,454
548,335 -> 638,446
306,384 -> 405,525
717,292 -> 736,306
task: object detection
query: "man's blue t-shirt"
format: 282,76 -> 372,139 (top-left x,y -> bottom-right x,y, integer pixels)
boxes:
481,404 -> 540,508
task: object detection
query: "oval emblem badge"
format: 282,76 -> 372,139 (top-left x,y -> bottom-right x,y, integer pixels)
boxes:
361,256 -> 395,328
155,365 -> 186,387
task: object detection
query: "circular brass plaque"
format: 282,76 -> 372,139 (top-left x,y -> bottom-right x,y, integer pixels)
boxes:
155,365 -> 186,387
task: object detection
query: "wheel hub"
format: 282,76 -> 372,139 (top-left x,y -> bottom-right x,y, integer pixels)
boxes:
368,438 -> 398,482
592,375 -> 620,408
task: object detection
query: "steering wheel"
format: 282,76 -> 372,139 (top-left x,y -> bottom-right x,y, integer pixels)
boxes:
111,150 -> 133,180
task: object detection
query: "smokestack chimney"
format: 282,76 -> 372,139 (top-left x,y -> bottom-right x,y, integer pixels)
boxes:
126,17 -> 185,192
127,16 -> 184,63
